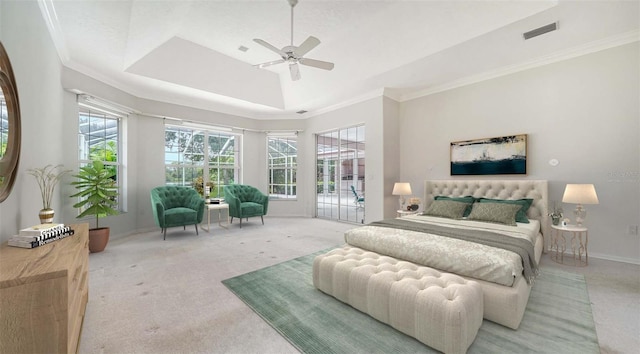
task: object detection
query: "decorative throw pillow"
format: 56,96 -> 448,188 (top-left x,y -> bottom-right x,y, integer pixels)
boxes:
435,195 -> 476,217
423,200 -> 470,219
467,202 -> 522,226
478,198 -> 533,223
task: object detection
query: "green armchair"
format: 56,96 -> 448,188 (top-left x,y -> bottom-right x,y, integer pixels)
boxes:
224,184 -> 269,228
151,186 -> 205,240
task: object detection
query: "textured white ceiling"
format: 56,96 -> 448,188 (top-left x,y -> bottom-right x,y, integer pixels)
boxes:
43,0 -> 638,119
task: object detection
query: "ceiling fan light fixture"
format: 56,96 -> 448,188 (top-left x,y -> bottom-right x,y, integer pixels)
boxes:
252,0 -> 334,81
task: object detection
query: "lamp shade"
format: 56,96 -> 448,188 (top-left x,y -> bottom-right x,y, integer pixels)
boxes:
562,184 -> 599,205
392,182 -> 412,196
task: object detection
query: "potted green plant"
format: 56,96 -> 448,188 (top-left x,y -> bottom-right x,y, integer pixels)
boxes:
192,176 -> 215,200
27,164 -> 71,224
70,160 -> 119,253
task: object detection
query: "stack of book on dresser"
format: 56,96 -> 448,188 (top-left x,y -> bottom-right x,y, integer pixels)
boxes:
8,223 -> 75,249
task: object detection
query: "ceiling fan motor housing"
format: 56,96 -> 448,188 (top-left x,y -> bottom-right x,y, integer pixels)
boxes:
253,0 -> 334,80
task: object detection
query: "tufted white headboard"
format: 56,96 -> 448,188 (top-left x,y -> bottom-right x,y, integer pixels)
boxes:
424,180 -> 549,243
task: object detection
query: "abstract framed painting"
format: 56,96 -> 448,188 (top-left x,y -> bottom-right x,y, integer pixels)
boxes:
450,134 -> 527,175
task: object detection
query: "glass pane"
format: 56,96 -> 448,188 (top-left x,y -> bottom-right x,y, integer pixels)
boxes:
165,166 -> 202,187
77,108 -> 121,211
268,137 -> 297,199
316,126 -> 365,223
0,95 -> 6,160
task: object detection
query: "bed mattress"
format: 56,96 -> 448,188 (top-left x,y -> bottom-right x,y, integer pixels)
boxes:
344,214 -> 542,287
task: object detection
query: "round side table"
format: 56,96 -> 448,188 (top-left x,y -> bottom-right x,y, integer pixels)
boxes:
397,210 -> 419,218
550,224 -> 589,266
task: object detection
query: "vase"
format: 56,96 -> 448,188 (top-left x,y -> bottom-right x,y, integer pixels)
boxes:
89,227 -> 110,253
38,208 -> 54,224
551,216 -> 561,226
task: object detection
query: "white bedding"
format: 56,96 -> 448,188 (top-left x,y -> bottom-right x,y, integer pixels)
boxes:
344,215 -> 541,287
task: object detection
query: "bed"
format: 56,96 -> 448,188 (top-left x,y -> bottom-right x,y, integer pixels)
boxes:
321,180 -> 549,330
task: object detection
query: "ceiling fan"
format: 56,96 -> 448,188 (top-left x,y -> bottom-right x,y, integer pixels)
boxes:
253,0 -> 334,81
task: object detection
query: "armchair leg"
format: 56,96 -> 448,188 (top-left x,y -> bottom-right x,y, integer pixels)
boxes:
195,223 -> 199,235
261,215 -> 264,225
163,228 -> 166,240
239,218 -> 242,229
230,217 -> 234,224
183,225 -> 186,230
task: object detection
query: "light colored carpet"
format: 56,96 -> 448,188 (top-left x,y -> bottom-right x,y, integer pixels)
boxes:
79,217 -> 639,353
222,249 -> 599,354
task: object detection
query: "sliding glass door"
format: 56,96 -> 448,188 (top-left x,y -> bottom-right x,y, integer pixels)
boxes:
316,125 -> 365,224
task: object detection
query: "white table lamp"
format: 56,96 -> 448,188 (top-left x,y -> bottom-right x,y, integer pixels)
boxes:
562,184 -> 599,226
392,182 -> 412,210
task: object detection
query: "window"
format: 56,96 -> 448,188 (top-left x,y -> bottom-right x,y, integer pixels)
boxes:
268,136 -> 297,199
316,125 -> 365,223
78,106 -> 122,210
164,124 -> 240,197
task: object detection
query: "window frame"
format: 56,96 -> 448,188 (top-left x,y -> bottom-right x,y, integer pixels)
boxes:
77,105 -> 124,212
267,134 -> 297,200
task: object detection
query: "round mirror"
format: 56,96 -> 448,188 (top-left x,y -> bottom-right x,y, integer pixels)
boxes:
0,42 -> 21,203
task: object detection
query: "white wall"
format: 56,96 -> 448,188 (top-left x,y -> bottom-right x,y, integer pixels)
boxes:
399,43 -> 640,263
0,0 -> 66,242
383,96 -> 401,217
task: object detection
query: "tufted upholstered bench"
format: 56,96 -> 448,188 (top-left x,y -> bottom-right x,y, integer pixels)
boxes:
313,246 -> 484,354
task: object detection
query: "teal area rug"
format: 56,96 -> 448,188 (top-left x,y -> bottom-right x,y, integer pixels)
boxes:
222,250 -> 599,353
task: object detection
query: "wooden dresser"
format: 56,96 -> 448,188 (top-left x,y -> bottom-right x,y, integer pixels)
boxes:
0,223 -> 89,353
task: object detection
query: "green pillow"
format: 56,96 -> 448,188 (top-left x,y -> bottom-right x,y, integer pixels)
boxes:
423,200 -> 470,219
478,198 -> 533,223
467,202 -> 522,226
435,196 -> 476,217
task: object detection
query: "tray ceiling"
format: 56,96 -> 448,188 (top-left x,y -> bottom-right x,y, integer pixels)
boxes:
40,0 -> 638,119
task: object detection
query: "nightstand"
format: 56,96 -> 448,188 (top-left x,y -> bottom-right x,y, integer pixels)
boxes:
397,209 -> 419,218
550,224 -> 589,266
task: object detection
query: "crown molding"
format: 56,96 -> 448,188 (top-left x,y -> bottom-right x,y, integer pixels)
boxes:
400,30 -> 640,102
38,0 -> 70,63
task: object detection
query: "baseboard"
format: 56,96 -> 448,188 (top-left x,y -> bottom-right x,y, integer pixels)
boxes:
548,248 -> 640,266
589,252 -> 640,266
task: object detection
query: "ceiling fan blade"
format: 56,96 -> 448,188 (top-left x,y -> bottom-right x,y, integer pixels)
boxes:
299,58 -> 334,71
253,38 -> 287,58
254,59 -> 285,69
296,36 -> 321,57
289,62 -> 301,81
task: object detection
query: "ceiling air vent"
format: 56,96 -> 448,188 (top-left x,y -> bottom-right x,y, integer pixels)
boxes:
523,22 -> 558,40
296,110 -> 307,114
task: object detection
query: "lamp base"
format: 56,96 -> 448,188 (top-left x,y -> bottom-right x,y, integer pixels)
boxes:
574,204 -> 586,226
398,196 -> 406,210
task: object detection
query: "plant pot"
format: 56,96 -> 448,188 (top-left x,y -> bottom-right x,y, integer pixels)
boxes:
89,227 -> 110,253
39,208 -> 54,224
